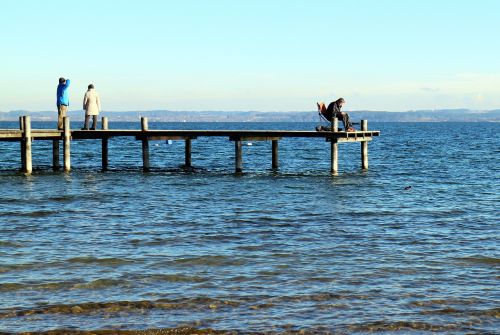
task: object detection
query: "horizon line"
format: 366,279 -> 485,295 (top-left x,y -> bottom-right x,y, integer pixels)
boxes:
1,108 -> 499,114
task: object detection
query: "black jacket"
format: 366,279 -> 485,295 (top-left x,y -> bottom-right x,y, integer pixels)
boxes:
324,101 -> 342,122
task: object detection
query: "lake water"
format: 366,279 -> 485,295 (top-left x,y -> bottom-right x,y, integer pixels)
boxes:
0,121 -> 498,334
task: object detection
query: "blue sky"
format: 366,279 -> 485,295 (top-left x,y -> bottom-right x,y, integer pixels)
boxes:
1,0 -> 499,112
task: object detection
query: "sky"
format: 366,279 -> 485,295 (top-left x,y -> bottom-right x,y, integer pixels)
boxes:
0,0 -> 499,112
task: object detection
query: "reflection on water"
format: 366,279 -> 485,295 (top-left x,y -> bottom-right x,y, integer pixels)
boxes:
0,122 -> 498,334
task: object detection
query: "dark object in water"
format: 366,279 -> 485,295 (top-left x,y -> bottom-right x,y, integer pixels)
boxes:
404,186 -> 412,190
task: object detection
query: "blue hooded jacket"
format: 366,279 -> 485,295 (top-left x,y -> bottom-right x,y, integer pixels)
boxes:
56,79 -> 71,106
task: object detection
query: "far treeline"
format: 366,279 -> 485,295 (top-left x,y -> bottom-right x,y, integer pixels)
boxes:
0,109 -> 499,122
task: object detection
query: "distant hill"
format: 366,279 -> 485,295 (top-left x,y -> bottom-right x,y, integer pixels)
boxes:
0,109 -> 498,122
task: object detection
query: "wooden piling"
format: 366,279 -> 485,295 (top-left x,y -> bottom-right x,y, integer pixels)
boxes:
272,140 -> 279,169
63,117 -> 71,172
19,117 -> 26,171
102,117 -> 109,171
141,117 -> 149,171
22,116 -> 32,174
361,120 -> 368,170
52,140 -> 60,170
235,140 -> 243,173
331,118 -> 339,175
185,138 -> 192,167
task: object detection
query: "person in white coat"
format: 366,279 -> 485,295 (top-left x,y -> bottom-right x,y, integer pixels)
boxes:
82,84 -> 101,130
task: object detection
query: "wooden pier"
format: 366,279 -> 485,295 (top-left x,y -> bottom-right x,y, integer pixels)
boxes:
1,116 -> 380,175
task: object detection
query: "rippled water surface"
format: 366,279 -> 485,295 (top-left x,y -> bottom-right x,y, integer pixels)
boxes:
0,121 -> 498,334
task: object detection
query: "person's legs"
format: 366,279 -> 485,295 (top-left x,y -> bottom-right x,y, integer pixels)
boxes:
91,115 -> 98,130
332,112 -> 346,130
82,115 -> 90,130
336,112 -> 352,130
57,105 -> 67,130
342,112 -> 352,129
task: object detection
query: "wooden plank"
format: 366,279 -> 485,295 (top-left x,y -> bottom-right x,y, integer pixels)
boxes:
141,117 -> 149,171
331,118 -> 338,175
52,140 -> 60,170
63,117 -> 71,172
19,117 -> 25,171
136,135 -> 197,141
185,138 -> 192,167
235,140 -> 242,173
361,120 -> 368,170
335,131 -> 380,138
0,130 -> 22,140
328,137 -> 373,143
1,129 -> 380,140
102,117 -> 109,171
229,136 -> 282,141
23,116 -> 32,173
272,140 -> 279,170
0,129 -> 63,140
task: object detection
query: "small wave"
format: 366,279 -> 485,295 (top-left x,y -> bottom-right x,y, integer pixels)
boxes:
0,258 -> 103,274
45,194 -> 80,202
455,256 -> 500,266
235,245 -> 261,251
2,210 -> 60,218
72,278 -> 128,289
173,255 -> 246,266
0,278 -> 128,292
411,298 -> 481,307
267,292 -> 353,303
0,262 -> 40,274
138,274 -> 206,283
0,197 -> 29,204
352,210 -> 399,217
471,308 -> 500,317
0,282 -> 25,292
46,193 -> 107,203
0,297 -> 241,319
346,320 -> 463,332
420,307 -> 500,318
0,240 -> 23,248
0,281 -> 73,292
67,256 -> 134,266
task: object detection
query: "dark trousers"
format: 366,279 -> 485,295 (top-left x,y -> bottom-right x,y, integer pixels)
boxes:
334,112 -> 352,130
83,115 -> 98,130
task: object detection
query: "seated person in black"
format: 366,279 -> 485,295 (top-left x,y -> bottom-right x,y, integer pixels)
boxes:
317,97 -> 353,131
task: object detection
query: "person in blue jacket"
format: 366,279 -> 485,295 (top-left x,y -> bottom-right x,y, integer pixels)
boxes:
56,77 -> 71,129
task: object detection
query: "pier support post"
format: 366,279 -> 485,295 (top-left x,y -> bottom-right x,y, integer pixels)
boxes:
102,117 -> 109,171
19,117 -> 26,171
63,117 -> 71,172
235,140 -> 243,173
141,117 -> 150,171
185,138 -> 192,168
22,116 -> 32,174
272,140 -> 279,170
330,118 -> 338,175
361,120 -> 368,170
52,140 -> 60,170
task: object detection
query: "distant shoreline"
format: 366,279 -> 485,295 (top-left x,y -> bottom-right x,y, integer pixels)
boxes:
0,109 -> 499,122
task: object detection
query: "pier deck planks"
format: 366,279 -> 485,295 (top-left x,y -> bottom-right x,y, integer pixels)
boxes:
0,129 -> 380,141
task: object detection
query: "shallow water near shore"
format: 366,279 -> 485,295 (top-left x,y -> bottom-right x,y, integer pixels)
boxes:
0,121 -> 498,334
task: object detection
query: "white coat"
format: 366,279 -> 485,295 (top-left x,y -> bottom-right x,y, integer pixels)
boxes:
83,89 -> 101,116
